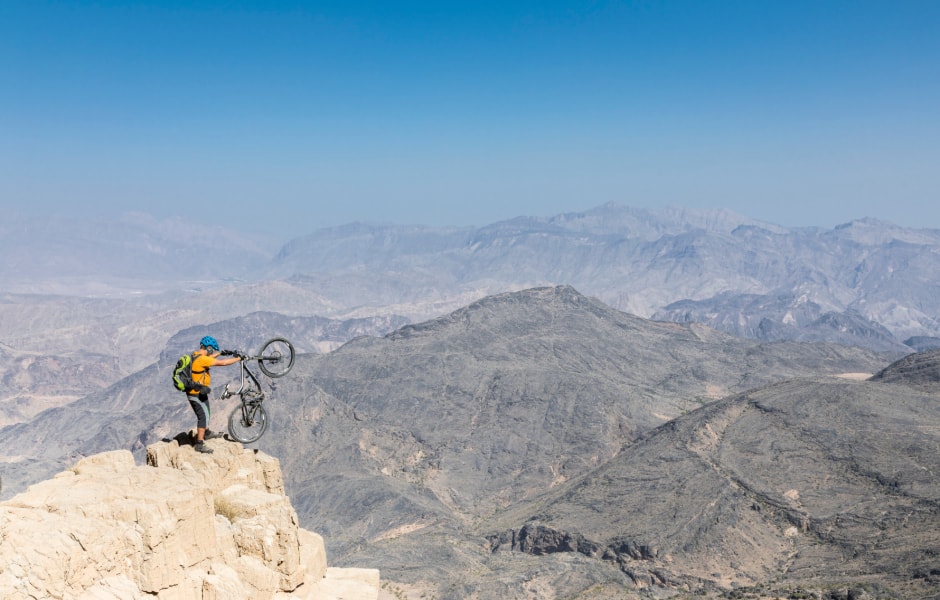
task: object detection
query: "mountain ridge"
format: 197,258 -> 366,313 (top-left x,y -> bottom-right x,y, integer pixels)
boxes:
4,203 -> 939,360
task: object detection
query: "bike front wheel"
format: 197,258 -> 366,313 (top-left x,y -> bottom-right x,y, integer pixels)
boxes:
228,402 -> 269,443
257,337 -> 295,378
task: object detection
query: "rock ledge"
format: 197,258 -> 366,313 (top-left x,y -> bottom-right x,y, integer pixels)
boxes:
0,436 -> 379,599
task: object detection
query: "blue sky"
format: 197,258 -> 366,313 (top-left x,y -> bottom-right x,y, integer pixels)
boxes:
2,1 -> 938,236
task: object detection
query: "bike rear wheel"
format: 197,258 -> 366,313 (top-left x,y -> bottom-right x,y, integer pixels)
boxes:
228,401 -> 268,443
257,337 -> 295,378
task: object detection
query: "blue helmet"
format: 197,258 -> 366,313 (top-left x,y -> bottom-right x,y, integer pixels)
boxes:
200,335 -> 220,352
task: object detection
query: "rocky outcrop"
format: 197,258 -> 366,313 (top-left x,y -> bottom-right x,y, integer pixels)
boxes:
869,347 -> 940,390
0,436 -> 379,599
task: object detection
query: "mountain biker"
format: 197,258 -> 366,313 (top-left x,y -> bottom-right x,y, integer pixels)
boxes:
189,335 -> 242,454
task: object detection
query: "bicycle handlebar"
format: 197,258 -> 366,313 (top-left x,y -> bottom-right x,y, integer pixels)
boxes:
221,349 -> 258,361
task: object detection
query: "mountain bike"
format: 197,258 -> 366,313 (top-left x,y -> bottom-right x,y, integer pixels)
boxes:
218,337 -> 295,443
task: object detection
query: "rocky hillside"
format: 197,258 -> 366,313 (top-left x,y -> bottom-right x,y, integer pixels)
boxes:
0,436 -> 379,599
0,286 -> 887,500
870,348 -> 940,390
254,288 -> 937,599
0,286 -> 924,600
481,372 -> 940,599
275,286 -> 887,523
0,343 -> 122,428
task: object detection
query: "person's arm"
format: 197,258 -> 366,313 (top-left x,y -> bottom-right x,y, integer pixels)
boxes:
208,353 -> 242,367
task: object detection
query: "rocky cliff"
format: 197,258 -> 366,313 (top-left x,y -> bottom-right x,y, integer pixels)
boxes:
0,436 -> 380,599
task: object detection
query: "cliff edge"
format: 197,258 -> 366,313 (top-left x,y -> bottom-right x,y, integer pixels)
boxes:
0,436 -> 380,599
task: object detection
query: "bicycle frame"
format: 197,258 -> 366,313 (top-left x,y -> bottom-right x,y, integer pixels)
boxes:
219,357 -> 266,404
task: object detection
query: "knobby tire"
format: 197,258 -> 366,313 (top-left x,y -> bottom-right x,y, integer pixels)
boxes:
257,337 -> 295,378
228,402 -> 268,443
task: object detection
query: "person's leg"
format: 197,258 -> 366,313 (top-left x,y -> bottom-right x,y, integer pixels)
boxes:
189,394 -> 213,453
195,387 -> 212,439
198,390 -> 226,439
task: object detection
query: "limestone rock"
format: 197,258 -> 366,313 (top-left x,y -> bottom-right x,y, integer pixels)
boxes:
0,438 -> 379,599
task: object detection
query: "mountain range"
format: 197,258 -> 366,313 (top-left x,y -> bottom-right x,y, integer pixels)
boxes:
3,285 -> 931,598
2,204 -> 939,597
5,204 -> 940,358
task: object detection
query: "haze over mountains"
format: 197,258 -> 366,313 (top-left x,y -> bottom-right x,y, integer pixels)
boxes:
1,204 -> 939,597
4,204 -> 939,358
8,200 -> 936,432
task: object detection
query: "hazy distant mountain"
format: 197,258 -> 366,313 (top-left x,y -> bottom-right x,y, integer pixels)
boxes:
0,211 -> 279,294
4,204 -> 939,355
902,335 -> 940,353
161,310 -> 410,359
654,292 -> 910,353
262,205 -> 786,315
0,286 -> 897,598
264,205 -> 940,353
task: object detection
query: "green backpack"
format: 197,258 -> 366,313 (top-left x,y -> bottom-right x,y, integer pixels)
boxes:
172,353 -> 197,393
